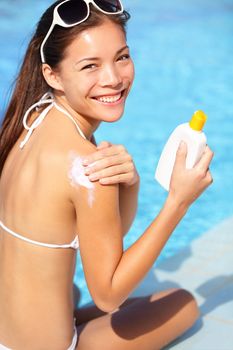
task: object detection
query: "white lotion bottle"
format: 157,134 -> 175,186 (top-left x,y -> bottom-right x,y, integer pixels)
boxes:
155,110 -> 207,191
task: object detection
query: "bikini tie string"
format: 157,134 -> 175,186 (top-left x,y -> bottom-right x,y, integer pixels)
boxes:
20,91 -> 86,149
20,92 -> 55,149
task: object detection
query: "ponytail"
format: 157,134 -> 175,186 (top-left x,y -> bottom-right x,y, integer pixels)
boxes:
0,37 -> 49,176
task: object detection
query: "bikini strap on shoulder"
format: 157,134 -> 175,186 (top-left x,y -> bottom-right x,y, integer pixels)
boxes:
54,102 -> 87,140
20,92 -> 54,149
20,91 -> 87,149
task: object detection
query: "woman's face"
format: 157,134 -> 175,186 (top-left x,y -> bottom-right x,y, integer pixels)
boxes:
56,19 -> 135,125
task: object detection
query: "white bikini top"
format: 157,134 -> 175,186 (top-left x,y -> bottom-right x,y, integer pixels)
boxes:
0,92 -> 86,250
20,91 -> 86,148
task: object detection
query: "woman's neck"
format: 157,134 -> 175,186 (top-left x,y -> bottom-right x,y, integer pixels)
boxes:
54,94 -> 101,141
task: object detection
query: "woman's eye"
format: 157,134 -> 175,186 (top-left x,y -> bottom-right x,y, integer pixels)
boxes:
118,54 -> 130,61
82,64 -> 97,70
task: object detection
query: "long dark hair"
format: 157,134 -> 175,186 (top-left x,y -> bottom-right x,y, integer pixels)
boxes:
0,0 -> 130,176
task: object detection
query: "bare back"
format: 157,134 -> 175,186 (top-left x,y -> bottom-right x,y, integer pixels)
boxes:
0,104 -> 92,348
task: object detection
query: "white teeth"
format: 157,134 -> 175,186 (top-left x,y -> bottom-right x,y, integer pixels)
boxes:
97,93 -> 121,103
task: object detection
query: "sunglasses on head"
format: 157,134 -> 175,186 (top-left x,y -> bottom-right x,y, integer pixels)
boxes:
40,0 -> 124,63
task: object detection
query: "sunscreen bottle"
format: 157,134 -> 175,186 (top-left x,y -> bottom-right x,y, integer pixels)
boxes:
155,110 -> 207,191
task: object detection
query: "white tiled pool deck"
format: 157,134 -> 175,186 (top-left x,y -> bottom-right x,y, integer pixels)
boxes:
132,216 -> 233,349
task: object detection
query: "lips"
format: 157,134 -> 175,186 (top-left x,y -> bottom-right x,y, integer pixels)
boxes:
93,90 -> 125,104
97,93 -> 121,103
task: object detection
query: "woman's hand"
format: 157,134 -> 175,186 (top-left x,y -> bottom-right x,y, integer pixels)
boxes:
82,141 -> 139,186
168,142 -> 214,209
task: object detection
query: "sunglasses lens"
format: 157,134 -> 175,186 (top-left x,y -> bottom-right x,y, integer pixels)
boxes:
94,0 -> 123,13
57,0 -> 88,25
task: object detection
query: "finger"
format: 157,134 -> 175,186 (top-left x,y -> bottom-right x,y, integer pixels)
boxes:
82,155 -> 101,167
82,148 -> 113,166
97,141 -> 112,150
173,141 -> 188,171
83,145 -> 126,165
205,169 -> 213,185
99,173 -> 130,185
195,146 -> 214,172
97,144 -> 125,157
88,163 -> 132,181
84,154 -> 131,175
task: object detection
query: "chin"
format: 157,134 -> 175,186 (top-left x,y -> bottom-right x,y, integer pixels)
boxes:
99,110 -> 124,123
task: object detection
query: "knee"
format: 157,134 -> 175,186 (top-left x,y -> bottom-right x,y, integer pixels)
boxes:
178,288 -> 200,325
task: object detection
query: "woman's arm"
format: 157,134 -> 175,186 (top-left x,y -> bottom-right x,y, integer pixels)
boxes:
82,141 -> 140,235
70,142 -> 213,312
118,179 -> 140,235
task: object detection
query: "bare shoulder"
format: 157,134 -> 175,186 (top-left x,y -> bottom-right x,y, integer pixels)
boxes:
63,135 -> 119,208
37,111 -> 98,194
56,127 -> 121,226
38,108 -> 120,221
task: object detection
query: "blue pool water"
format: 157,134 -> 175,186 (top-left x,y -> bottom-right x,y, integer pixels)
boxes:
0,0 -> 233,306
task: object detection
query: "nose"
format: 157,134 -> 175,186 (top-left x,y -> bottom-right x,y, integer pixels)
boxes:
99,64 -> 122,88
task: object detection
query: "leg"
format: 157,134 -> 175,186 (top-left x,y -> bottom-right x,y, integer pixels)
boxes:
74,282 -> 140,325
74,297 -> 140,326
75,288 -> 200,350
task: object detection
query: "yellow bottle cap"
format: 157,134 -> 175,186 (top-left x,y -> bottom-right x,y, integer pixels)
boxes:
189,110 -> 207,131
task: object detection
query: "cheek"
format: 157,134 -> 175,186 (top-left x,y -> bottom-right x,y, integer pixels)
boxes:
121,61 -> 135,87
128,61 -> 135,83
62,78 -> 87,108
69,73 -> 97,99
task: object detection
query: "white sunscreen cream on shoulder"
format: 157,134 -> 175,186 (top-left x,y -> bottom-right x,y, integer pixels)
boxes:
68,151 -> 95,207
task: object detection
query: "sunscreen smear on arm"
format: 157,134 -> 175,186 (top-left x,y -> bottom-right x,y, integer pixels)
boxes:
155,110 -> 207,191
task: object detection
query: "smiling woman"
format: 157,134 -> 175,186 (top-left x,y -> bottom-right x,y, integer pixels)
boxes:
0,0 -> 213,349
42,21 -> 134,128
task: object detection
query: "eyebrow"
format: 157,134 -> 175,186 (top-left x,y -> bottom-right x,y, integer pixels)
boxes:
76,45 -> 129,65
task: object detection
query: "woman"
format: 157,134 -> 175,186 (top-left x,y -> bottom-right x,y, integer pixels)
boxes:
0,0 -> 214,349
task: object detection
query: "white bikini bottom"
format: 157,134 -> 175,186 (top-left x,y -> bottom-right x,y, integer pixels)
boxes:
0,326 -> 78,350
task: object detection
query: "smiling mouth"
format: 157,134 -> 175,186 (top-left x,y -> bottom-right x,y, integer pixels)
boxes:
93,90 -> 125,104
